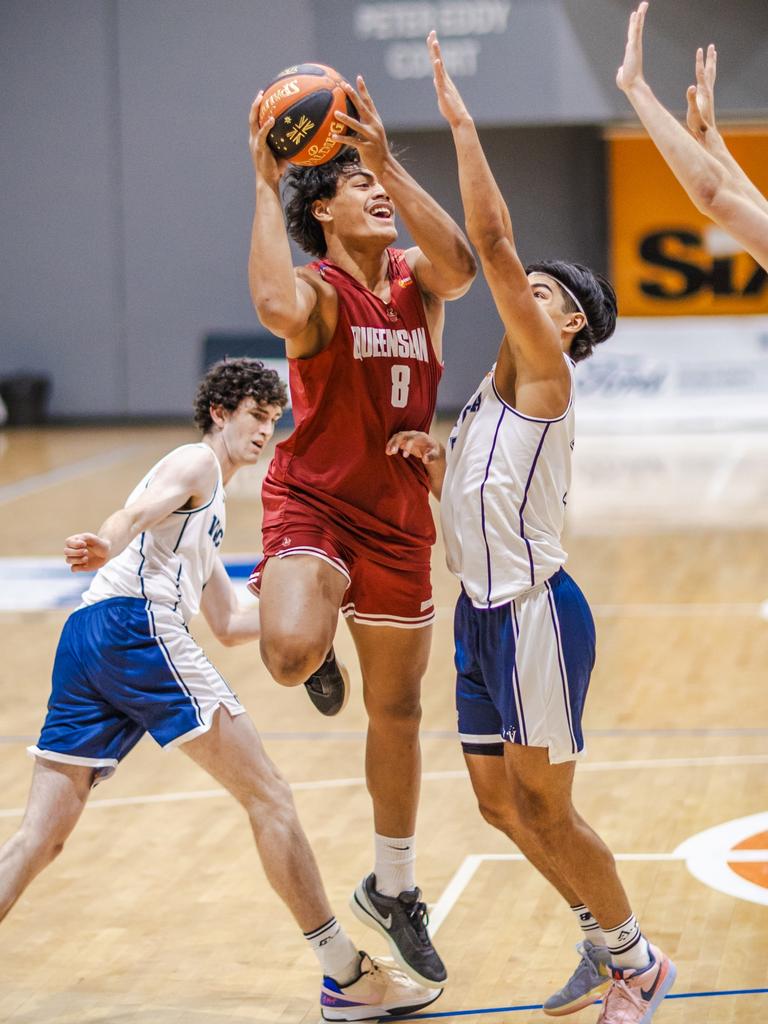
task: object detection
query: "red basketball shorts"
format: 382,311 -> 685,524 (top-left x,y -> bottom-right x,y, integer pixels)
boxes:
249,521 -> 435,630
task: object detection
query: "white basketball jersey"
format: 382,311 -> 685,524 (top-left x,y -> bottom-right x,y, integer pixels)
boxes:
441,359 -> 575,609
82,444 -> 225,623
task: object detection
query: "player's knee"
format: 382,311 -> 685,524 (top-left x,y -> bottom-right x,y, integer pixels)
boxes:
365,690 -> 422,728
260,635 -> 328,686
477,796 -> 519,838
243,772 -> 296,832
47,838 -> 66,862
512,784 -> 570,838
17,823 -> 68,868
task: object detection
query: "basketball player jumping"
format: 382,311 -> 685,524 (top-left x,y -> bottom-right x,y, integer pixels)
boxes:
0,359 -> 441,1021
247,78 -> 475,987
618,1 -> 768,272
387,34 -> 677,1023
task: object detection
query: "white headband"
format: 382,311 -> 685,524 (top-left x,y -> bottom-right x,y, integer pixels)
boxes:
538,274 -> 589,326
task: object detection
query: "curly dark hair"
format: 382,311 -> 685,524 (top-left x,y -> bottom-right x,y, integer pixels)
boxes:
526,260 -> 618,363
193,357 -> 288,433
284,149 -> 362,257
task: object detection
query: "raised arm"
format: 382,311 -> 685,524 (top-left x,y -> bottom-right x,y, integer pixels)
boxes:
247,95 -> 325,354
200,558 -> 261,646
330,76 -> 476,300
64,448 -> 217,573
427,32 -> 564,377
685,45 -> 768,216
617,3 -> 768,271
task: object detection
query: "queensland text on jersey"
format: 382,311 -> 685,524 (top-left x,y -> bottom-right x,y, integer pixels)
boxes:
261,249 -> 443,567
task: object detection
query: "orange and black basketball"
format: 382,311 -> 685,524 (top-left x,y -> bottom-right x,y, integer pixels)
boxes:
258,63 -> 357,167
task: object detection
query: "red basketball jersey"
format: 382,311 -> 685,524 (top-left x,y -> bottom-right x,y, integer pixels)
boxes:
262,248 -> 443,567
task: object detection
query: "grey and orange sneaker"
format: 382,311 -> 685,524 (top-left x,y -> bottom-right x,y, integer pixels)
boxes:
543,941 -> 612,1016
596,944 -> 677,1024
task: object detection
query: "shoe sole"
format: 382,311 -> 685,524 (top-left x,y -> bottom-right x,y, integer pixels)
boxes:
335,658 -> 351,715
321,988 -> 443,1021
542,979 -> 611,1016
349,887 -> 448,989
306,656 -> 351,717
639,960 -> 677,1024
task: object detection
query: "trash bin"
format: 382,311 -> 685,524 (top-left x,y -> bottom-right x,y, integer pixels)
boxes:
0,374 -> 52,426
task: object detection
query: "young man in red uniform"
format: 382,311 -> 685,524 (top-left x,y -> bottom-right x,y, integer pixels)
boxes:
247,77 -> 476,986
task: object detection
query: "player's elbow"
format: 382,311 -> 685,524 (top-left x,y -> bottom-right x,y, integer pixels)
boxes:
443,247 -> 478,298
204,612 -> 234,647
250,293 -> 302,338
469,226 -> 514,265
215,618 -> 252,647
691,180 -> 720,214
215,629 -> 238,647
452,240 -> 478,283
688,166 -> 729,216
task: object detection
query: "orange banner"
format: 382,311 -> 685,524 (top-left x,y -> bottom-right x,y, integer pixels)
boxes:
608,128 -> 768,316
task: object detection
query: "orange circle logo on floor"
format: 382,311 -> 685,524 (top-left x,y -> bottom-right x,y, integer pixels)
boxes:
675,813 -> 768,905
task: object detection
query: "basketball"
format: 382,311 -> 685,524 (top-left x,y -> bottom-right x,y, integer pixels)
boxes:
258,63 -> 357,167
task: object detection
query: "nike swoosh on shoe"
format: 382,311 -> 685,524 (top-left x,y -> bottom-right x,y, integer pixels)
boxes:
640,966 -> 663,1002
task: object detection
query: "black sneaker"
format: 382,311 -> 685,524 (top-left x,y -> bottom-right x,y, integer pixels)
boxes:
303,649 -> 350,717
350,873 -> 447,988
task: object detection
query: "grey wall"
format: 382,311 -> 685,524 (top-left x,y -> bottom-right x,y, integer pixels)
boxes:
0,0 -> 766,418
315,0 -> 768,127
1,0 -> 315,417
1,1 -> 122,416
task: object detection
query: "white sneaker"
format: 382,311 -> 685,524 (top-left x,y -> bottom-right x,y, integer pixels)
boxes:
320,952 -> 443,1021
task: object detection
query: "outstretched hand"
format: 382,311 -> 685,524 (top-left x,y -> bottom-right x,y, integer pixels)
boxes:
686,44 -> 718,143
64,533 -> 111,573
330,76 -> 391,178
427,31 -> 471,127
616,1 -> 649,93
386,431 -> 442,464
249,91 -> 289,188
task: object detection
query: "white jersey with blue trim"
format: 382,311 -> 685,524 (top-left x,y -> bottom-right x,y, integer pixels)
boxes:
81,444 -> 225,623
441,358 -> 575,609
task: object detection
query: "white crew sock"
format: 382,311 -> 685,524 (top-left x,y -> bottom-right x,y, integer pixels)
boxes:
603,913 -> 651,970
374,833 -> 416,897
304,917 -> 360,985
570,903 -> 607,946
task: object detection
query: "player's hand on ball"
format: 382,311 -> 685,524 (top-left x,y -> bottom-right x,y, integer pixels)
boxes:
331,77 -> 390,178
386,431 -> 441,464
64,533 -> 111,573
686,44 -> 718,144
249,92 -> 288,187
428,31 -> 471,128
616,1 -> 648,93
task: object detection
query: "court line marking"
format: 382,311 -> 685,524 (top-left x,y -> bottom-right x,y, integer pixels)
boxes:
428,851 -> 768,937
705,438 -> 748,502
1,753 -> 768,819
399,987 -> 768,1020
0,446 -> 142,505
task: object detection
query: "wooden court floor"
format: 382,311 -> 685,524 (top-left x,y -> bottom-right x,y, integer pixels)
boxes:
0,422 -> 766,1024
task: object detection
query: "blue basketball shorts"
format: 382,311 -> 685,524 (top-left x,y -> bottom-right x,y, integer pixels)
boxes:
454,568 -> 596,764
29,597 -> 244,781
